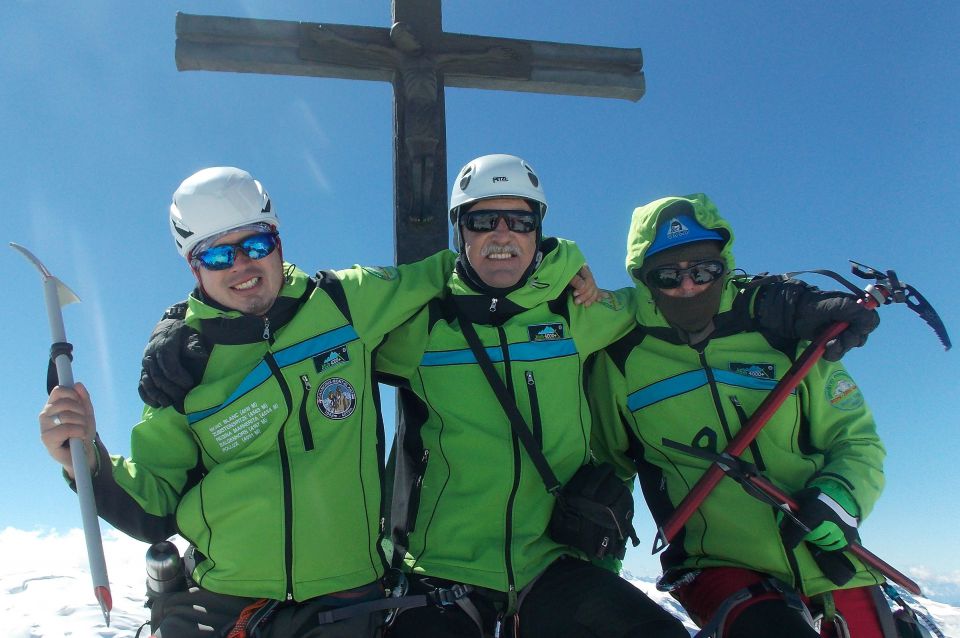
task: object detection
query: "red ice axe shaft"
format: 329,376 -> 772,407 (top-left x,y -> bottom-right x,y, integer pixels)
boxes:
654,298 -> 879,554
741,472 -> 921,595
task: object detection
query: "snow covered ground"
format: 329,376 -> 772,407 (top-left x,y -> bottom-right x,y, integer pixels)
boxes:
1,528 -> 956,637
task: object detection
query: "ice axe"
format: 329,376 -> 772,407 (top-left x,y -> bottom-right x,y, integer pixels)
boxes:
661,438 -> 923,595
652,261 -> 951,556
10,242 -> 112,626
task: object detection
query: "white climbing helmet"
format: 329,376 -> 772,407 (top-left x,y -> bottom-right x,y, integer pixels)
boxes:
169,167 -> 279,258
449,154 -> 547,249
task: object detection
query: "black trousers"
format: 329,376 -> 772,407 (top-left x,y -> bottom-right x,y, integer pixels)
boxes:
151,584 -> 383,638
387,556 -> 688,638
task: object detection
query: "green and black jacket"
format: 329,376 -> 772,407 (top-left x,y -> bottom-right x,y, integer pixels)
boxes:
88,253 -> 454,601
378,238 -> 638,599
588,194 -> 886,597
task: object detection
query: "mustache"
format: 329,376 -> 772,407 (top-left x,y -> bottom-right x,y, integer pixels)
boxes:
480,244 -> 521,257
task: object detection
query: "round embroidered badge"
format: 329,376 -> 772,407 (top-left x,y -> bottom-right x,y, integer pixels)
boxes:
825,370 -> 864,411
317,377 -> 357,420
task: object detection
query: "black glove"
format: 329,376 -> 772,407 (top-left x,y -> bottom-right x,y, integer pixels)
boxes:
779,486 -> 860,552
138,302 -> 209,409
755,279 -> 880,361
780,486 -> 860,586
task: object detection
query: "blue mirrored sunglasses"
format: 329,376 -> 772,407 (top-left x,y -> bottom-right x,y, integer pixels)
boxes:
462,209 -> 540,233
192,232 -> 279,271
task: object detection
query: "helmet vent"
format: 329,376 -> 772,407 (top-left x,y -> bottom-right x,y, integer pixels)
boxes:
172,221 -> 193,240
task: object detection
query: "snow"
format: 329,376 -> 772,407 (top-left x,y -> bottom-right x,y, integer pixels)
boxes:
1,528 -> 957,637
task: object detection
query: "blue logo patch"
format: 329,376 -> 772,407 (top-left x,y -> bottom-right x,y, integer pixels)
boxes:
528,323 -> 564,342
313,345 -> 349,372
729,362 -> 775,380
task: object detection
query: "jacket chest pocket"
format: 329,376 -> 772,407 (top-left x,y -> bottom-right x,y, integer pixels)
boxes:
291,361 -> 362,453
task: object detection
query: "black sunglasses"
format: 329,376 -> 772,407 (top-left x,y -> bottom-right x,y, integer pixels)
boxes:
642,260 -> 726,289
192,232 -> 279,271
462,209 -> 540,233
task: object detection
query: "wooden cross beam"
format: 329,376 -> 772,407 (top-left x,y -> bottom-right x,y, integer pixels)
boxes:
175,1 -> 644,264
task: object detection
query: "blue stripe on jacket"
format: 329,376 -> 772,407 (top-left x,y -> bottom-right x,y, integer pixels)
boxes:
187,325 -> 359,424
627,368 -> 783,412
421,338 -> 577,367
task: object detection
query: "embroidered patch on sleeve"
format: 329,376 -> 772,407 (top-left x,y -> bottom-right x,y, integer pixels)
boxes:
361,265 -> 399,281
825,370 -> 864,411
597,290 -> 623,312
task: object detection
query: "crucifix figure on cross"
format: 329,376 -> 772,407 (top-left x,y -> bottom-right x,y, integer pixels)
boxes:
175,0 -> 644,263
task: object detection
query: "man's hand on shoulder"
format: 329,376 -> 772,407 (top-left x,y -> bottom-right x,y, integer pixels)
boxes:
138,302 -> 209,409
570,264 -> 602,307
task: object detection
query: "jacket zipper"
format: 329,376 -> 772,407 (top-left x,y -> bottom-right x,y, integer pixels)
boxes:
498,326 -> 519,611
728,395 -> 765,471
264,352 -> 295,599
524,370 -> 543,445
699,351 -> 736,443
490,297 -> 499,313
263,316 -> 271,341
298,375 -> 314,452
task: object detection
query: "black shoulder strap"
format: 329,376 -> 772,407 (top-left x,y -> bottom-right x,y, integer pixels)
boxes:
604,324 -> 649,374
547,287 -> 572,325
457,314 -> 561,494
314,270 -> 352,323
712,285 -> 756,337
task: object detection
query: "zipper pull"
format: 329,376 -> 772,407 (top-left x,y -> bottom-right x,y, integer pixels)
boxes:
263,317 -> 271,340
489,297 -> 499,313
300,374 -> 311,391
525,370 -> 535,386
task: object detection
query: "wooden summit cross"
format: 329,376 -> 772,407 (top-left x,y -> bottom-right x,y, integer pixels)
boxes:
175,1 -> 644,264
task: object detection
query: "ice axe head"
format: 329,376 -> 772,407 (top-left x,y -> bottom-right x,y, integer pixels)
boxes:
850,260 -> 951,350
10,242 -> 81,307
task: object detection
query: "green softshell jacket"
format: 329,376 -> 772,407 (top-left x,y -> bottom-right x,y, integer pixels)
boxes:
90,254 -> 454,601
377,238 -> 638,597
588,194 -> 886,597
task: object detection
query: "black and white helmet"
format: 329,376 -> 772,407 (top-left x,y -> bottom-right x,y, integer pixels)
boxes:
449,154 -> 547,249
169,167 -> 279,258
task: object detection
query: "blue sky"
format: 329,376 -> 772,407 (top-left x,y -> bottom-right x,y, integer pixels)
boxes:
2,1 -> 958,596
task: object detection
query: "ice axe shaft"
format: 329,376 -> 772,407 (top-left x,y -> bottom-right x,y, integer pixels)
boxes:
10,243 -> 112,626
662,437 -> 922,596
742,474 -> 921,596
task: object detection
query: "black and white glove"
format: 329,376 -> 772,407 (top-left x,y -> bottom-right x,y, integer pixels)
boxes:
755,279 -> 880,361
779,486 -> 860,552
779,485 -> 861,586
138,302 -> 209,409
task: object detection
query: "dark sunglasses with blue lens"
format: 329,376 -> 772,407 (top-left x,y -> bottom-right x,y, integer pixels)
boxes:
192,232 -> 279,271
641,259 -> 725,289
462,209 -> 540,233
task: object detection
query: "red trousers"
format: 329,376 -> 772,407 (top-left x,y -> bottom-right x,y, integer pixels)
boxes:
674,567 -> 887,637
